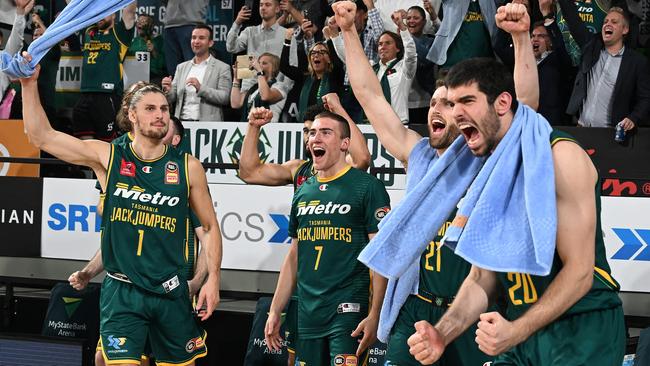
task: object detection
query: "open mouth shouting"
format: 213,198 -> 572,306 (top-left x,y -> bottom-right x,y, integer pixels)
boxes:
458,122 -> 480,151
312,146 -> 325,157
429,114 -> 447,138
603,26 -> 614,37
532,42 -> 540,53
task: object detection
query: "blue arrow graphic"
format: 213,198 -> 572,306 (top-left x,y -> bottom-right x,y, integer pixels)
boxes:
108,335 -> 120,349
611,228 -> 644,260
269,214 -> 291,244
632,229 -> 650,261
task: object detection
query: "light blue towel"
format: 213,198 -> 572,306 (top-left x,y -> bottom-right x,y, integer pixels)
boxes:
359,137 -> 485,342
443,104 -> 556,276
1,0 -> 135,79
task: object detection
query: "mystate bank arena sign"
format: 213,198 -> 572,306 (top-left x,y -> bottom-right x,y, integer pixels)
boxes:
184,122 -> 406,189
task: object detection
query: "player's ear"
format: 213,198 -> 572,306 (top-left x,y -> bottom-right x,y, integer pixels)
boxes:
340,136 -> 350,151
494,92 -> 512,117
172,135 -> 181,147
129,108 -> 137,124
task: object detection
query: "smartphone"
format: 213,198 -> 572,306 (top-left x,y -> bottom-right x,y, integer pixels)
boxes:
245,0 -> 254,11
236,55 -> 256,79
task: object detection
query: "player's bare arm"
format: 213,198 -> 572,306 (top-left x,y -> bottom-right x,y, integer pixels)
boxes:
334,1 -> 421,164
321,93 -> 371,171
122,1 -> 137,30
239,107 -> 304,185
476,142 -> 597,356
69,249 -> 104,291
265,238 -> 299,351
351,232 -> 388,356
408,266 -> 499,364
188,230 -> 209,297
188,156 -> 223,321
496,2 -> 539,110
20,62 -> 111,176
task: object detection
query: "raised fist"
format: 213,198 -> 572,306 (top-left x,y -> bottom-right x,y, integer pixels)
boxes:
331,1 -> 357,32
495,3 -> 530,36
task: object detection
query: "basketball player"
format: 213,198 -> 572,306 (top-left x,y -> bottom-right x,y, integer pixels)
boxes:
334,0 -> 541,363
262,107 -> 390,365
401,4 -> 625,365
20,61 -> 221,366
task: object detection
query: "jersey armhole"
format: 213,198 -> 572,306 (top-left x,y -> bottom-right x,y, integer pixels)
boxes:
184,153 -> 191,199
291,160 -> 308,184
104,144 -> 116,191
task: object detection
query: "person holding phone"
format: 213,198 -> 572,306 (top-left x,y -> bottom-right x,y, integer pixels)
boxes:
230,53 -> 287,122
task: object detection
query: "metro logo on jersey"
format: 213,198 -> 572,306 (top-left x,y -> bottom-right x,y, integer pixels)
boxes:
119,159 -> 136,177
113,183 -> 181,207
296,201 -> 352,216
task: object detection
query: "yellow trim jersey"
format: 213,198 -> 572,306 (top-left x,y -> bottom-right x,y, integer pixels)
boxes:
81,21 -> 133,93
102,144 -> 191,297
288,167 -> 391,339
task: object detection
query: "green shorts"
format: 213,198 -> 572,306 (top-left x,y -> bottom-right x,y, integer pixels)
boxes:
385,295 -> 490,366
492,305 -> 625,366
297,331 -> 368,366
99,276 -> 207,365
285,295 -> 299,354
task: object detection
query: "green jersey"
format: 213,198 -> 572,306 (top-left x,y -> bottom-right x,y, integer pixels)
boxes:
99,133 -> 200,280
81,21 -> 133,93
102,144 -> 190,297
442,0 -> 493,68
418,208 -> 473,298
288,166 -> 391,339
497,130 -> 621,320
556,0 -> 609,66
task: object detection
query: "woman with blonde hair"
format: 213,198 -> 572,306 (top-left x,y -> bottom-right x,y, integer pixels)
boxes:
280,24 -> 344,122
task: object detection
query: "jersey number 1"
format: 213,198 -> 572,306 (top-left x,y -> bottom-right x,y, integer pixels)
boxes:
137,229 -> 144,256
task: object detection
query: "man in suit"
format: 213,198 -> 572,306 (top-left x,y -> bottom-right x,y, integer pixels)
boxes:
162,24 -> 232,122
558,0 -> 650,130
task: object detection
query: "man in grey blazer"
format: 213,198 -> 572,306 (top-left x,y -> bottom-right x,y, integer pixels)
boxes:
162,24 -> 232,122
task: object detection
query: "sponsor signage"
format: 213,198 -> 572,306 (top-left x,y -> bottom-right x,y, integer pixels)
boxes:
41,178 -> 102,260
0,177 -> 42,257
209,183 -> 404,271
0,120 -> 40,177
55,55 -> 82,92
186,122 -> 406,189
601,196 -> 650,292
209,184 -> 293,271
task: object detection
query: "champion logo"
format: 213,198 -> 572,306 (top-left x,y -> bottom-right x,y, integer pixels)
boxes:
319,184 -> 328,191
142,166 -> 152,174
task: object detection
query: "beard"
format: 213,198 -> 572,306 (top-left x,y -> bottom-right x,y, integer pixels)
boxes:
137,122 -> 168,140
474,106 -> 501,157
429,124 -> 461,150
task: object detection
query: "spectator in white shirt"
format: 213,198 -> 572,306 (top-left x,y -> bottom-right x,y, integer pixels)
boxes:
226,0 -> 294,119
370,12 -> 417,124
162,24 -> 232,122
227,0 -> 287,58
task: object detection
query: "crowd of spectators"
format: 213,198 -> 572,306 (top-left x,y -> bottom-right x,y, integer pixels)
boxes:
1,0 -> 649,146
